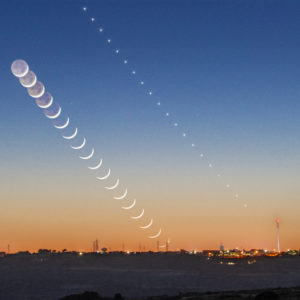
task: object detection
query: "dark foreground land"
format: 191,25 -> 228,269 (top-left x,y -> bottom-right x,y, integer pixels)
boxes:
59,287 -> 300,300
0,253 -> 300,300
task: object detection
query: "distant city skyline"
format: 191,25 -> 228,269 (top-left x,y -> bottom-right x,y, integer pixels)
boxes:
1,0 -> 300,251
0,243 -> 299,255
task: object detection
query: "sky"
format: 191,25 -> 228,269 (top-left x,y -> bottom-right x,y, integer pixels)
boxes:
1,0 -> 300,252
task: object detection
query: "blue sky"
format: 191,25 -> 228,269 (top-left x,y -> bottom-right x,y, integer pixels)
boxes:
1,0 -> 300,250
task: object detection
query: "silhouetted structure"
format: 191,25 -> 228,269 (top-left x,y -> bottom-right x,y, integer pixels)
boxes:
275,218 -> 280,253
92,239 -> 99,252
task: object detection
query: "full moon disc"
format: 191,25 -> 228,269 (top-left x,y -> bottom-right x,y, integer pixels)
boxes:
27,81 -> 45,98
35,91 -> 53,108
19,70 -> 37,88
11,60 -> 29,77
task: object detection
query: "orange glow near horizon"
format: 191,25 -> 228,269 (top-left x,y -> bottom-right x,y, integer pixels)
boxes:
1,170 -> 300,254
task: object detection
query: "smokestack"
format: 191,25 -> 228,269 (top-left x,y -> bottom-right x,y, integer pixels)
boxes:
275,218 -> 280,253
95,239 -> 99,252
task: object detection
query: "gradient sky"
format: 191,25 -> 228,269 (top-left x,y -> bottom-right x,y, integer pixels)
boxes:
1,0 -> 300,252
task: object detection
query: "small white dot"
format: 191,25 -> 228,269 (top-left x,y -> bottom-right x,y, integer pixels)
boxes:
107,39 -> 111,43
99,28 -> 103,32
243,204 -> 248,208
217,174 -> 221,177
140,81 -> 144,85
124,60 -> 128,64
209,163 -> 212,168
148,91 -> 152,95
191,144 -> 195,147
174,123 -> 178,127
157,102 -> 161,106
132,70 -> 136,74
200,153 -> 204,157
235,194 -> 239,198
183,133 -> 186,137
226,184 -> 230,188
166,112 -> 169,116
91,17 -> 95,22
83,7 -> 87,11
115,49 -> 119,53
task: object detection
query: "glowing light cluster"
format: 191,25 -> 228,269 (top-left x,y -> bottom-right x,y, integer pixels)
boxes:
11,59 -> 162,240
81,6 -> 248,209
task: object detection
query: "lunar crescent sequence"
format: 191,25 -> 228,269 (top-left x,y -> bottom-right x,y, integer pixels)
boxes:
11,59 -> 164,242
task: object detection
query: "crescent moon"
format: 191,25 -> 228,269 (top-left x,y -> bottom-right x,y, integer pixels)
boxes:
122,199 -> 136,210
79,148 -> 94,160
54,117 -> 70,129
45,106 -> 62,119
36,93 -> 53,109
39,98 -> 53,109
105,179 -> 119,190
140,218 -> 153,229
43,100 -> 52,109
71,138 -> 86,150
114,189 -> 128,200
28,83 -> 45,98
148,228 -> 162,239
96,168 -> 111,180
131,209 -> 144,219
19,70 -> 37,88
88,159 -> 103,170
63,128 -> 78,140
